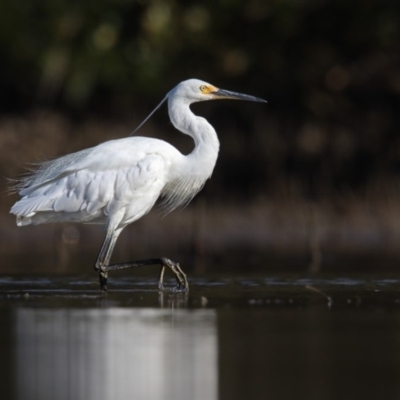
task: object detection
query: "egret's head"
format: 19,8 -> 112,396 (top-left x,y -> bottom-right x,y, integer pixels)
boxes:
131,79 -> 267,136
169,79 -> 267,104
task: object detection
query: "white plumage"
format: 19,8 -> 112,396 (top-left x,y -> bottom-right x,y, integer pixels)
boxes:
10,79 -> 267,291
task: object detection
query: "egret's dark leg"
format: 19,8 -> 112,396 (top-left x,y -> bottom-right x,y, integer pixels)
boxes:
94,228 -> 121,291
94,228 -> 189,292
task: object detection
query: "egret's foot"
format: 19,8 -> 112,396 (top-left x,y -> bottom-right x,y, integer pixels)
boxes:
158,258 -> 189,292
171,283 -> 189,293
99,271 -> 108,292
96,257 -> 188,292
158,282 -> 189,293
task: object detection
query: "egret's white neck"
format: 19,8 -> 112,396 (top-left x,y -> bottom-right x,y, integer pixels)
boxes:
168,98 -> 220,167
160,97 -> 220,212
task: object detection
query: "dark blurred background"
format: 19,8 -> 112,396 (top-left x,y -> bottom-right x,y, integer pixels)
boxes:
1,0 -> 400,275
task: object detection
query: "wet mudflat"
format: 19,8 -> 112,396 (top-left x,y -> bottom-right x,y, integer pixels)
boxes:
1,274 -> 400,400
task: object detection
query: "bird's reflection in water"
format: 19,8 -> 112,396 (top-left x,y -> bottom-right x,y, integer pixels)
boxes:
158,291 -> 189,308
15,307 -> 217,400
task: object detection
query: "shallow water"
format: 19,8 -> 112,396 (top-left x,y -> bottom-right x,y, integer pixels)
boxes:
1,274 -> 400,400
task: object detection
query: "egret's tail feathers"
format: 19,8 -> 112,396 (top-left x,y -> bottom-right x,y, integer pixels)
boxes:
10,196 -> 53,219
10,197 -> 43,226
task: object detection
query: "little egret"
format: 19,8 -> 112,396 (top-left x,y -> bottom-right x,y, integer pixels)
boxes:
10,79 -> 267,292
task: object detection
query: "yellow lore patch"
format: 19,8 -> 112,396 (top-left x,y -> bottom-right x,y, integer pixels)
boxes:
200,84 -> 218,95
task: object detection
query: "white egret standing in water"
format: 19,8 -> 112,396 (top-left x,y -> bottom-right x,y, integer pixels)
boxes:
10,79 -> 267,291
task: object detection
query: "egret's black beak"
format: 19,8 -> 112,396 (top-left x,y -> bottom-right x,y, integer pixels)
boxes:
212,88 -> 267,103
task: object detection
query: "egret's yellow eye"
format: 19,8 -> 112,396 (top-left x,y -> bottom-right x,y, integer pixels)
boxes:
200,85 -> 207,92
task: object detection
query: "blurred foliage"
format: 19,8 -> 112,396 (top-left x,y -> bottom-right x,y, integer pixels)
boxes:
1,0 -> 399,108
1,0 -> 400,202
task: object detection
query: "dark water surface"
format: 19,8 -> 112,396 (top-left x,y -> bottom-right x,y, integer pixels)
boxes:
1,274 -> 400,400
